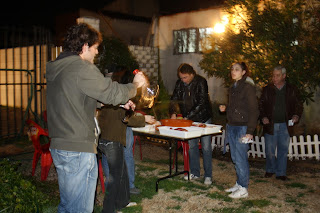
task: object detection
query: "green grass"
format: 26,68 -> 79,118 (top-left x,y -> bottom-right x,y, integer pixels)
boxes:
207,191 -> 232,202
285,182 -> 307,189
241,199 -> 271,208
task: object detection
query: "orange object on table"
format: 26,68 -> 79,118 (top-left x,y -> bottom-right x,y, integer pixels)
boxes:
160,119 -> 193,127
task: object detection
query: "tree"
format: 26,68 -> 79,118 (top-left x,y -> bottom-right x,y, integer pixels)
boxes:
199,0 -> 320,103
96,36 -> 139,75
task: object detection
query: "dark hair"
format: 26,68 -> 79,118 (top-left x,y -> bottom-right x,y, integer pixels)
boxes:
177,63 -> 196,76
232,62 -> 250,77
111,66 -> 133,84
63,23 -> 102,54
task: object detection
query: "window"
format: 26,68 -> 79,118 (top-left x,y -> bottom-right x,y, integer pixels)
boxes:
173,28 -> 213,54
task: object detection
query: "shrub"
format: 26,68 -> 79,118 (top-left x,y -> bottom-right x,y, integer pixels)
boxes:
0,159 -> 49,212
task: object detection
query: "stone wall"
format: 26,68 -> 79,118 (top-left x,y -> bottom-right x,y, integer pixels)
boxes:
129,45 -> 158,85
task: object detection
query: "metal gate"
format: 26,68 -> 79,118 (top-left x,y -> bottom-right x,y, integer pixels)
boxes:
0,26 -> 52,139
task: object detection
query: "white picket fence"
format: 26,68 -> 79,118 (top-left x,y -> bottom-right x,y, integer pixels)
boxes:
212,131 -> 320,160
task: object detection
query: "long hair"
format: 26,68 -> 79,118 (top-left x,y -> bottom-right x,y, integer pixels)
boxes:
232,62 -> 250,77
63,23 -> 102,54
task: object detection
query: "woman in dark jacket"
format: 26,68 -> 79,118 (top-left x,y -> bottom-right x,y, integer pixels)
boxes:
220,62 -> 259,199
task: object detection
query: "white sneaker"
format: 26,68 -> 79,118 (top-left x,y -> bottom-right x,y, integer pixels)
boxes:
204,177 -> 212,185
184,173 -> 199,180
126,202 -> 137,207
225,182 -> 240,193
228,186 -> 248,199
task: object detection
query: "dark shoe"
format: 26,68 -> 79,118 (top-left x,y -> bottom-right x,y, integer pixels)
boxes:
130,187 -> 141,195
276,176 -> 288,181
264,172 -> 274,178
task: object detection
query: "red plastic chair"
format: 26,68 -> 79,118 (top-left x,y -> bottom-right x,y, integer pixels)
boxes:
98,158 -> 105,193
26,119 -> 52,181
172,140 -> 202,175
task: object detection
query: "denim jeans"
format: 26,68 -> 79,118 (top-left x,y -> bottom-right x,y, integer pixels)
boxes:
50,149 -> 97,213
101,128 -> 135,189
188,118 -> 212,178
123,127 -> 136,189
226,124 -> 250,188
265,123 -> 290,176
99,140 -> 130,213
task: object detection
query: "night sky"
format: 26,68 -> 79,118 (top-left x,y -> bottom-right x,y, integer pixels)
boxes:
0,0 -> 224,30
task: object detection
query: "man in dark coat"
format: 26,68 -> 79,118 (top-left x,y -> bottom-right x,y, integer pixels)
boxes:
259,66 -> 303,181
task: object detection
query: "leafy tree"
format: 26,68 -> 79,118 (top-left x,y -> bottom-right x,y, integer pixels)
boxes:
96,36 -> 139,75
200,0 -> 320,103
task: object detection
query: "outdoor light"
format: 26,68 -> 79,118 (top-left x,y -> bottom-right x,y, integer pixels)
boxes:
213,23 -> 225,34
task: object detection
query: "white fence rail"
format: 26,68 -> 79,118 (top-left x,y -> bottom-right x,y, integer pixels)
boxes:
212,131 -> 320,160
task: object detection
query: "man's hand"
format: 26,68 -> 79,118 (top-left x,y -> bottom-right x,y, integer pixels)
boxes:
292,115 -> 299,123
123,100 -> 136,111
262,117 -> 270,125
133,72 -> 147,88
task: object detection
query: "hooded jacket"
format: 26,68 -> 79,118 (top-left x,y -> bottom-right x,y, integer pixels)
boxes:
226,76 -> 259,135
169,74 -> 212,123
46,52 -> 136,153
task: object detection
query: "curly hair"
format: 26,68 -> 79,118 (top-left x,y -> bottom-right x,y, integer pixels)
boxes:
63,23 -> 102,54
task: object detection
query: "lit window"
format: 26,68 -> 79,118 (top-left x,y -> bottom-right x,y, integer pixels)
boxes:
173,28 -> 213,54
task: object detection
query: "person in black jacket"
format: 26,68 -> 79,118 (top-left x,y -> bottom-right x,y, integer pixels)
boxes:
169,63 -> 213,185
259,66 -> 303,181
219,62 -> 259,199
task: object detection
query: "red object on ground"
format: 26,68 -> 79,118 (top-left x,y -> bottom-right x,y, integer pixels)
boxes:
26,119 -> 52,181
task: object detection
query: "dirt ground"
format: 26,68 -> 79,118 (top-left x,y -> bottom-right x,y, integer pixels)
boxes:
1,141 -> 320,213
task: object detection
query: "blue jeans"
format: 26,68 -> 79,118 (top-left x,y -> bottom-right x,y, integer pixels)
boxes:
188,119 -> 212,178
123,127 -> 136,189
50,149 -> 98,213
226,124 -> 250,188
265,123 -> 290,176
101,127 -> 136,189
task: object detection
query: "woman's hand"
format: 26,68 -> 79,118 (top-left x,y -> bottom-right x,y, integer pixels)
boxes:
145,115 -> 156,124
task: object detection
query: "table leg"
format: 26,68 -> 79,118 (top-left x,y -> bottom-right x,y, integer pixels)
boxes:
156,139 -> 189,192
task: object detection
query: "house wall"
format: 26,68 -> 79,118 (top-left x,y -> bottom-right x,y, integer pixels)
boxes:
153,8 -> 228,103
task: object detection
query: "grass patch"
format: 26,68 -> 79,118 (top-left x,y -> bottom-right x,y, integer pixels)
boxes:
207,191 -> 232,202
250,170 -> 261,177
167,205 -> 181,210
212,207 -> 247,213
171,195 -> 186,202
285,196 -> 307,207
217,162 -> 227,169
285,182 -> 307,189
136,164 -> 157,172
253,179 -> 268,183
241,199 -> 271,208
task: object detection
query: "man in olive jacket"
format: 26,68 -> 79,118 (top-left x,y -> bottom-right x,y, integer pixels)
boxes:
259,66 -> 303,181
46,24 -> 145,213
